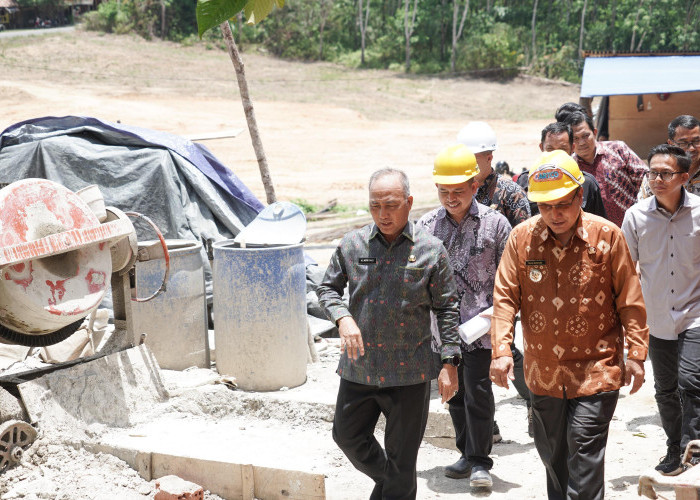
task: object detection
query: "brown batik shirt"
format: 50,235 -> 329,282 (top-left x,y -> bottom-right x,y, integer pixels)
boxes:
490,211 -> 649,398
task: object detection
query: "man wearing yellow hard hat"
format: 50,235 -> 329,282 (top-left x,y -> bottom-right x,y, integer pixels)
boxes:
489,149 -> 649,499
418,144 -> 512,490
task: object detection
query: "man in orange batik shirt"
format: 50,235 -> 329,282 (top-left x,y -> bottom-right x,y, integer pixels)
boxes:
489,150 -> 649,500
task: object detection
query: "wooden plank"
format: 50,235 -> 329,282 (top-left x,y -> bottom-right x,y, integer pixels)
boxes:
151,453 -> 246,500
83,442 -> 153,481
149,452 -> 326,500
186,129 -> 244,141
254,465 -> 326,500
304,205 -> 438,243
241,464 -> 255,500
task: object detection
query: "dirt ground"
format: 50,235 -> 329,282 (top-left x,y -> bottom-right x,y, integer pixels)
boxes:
0,29 -> 580,208
0,28 -> 680,499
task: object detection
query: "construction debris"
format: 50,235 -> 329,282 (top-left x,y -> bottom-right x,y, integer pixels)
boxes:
154,475 -> 204,500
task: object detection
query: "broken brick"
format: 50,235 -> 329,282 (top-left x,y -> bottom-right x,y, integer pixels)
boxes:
154,475 -> 204,500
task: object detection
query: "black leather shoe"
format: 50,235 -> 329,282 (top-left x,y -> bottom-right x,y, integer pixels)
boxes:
445,456 -> 471,479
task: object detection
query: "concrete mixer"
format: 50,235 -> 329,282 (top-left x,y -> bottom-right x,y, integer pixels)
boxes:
0,178 -> 169,474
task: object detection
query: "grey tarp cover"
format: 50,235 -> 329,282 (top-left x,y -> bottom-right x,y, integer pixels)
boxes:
0,116 -> 336,335
0,115 -> 264,303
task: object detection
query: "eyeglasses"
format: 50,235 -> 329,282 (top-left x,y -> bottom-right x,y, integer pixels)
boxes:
537,188 -> 581,211
673,138 -> 700,149
649,170 -> 684,182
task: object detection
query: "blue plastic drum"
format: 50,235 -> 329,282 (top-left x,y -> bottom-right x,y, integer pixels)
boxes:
212,241 -> 307,391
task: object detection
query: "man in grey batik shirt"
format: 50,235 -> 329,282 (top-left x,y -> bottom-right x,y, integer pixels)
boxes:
419,144 -> 511,490
317,168 -> 461,499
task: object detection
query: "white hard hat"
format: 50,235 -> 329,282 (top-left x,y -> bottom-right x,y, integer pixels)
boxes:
456,121 -> 497,154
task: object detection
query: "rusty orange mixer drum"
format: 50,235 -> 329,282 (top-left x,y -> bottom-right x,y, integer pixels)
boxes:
0,179 -> 133,337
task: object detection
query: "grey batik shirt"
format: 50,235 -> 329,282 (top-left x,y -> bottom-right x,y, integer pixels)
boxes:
418,201 -> 512,351
316,221 -> 461,387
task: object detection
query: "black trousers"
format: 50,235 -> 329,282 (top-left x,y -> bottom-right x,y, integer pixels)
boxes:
448,344 -> 528,458
333,378 -> 431,500
649,335 -> 683,448
531,390 -> 618,500
649,328 -> 700,450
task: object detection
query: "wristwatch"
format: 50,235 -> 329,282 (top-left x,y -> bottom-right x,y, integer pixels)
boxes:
442,354 -> 461,367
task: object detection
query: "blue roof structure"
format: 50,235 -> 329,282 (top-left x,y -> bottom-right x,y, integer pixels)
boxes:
580,55 -> 700,97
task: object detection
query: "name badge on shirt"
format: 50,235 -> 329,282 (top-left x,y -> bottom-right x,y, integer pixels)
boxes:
358,257 -> 377,265
529,269 -> 543,282
526,260 -> 545,283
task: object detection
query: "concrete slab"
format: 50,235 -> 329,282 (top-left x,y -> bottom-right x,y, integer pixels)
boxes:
91,420 -> 327,500
18,345 -> 167,430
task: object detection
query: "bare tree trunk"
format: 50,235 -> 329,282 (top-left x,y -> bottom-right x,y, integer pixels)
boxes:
404,0 -> 418,72
220,21 -> 276,204
578,0 -> 588,61
160,0 -> 166,39
688,0 -> 700,50
630,0 -> 644,52
565,0 -> 571,24
440,0 -> 447,59
531,0 -> 538,65
358,0 -> 371,65
635,0 -> 654,51
319,0 -> 333,59
450,0 -> 469,73
610,0 -> 616,50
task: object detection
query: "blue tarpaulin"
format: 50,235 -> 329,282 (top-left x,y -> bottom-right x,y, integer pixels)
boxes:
580,56 -> 700,98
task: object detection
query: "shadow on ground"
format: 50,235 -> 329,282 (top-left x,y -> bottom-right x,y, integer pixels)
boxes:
418,466 -> 520,496
625,413 -> 661,432
492,439 -> 537,457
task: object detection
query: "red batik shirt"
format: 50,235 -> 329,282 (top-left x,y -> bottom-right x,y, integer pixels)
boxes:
573,141 -> 648,227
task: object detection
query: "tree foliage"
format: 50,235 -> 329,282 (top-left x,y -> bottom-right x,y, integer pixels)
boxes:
196,0 -> 283,37
83,0 -> 700,81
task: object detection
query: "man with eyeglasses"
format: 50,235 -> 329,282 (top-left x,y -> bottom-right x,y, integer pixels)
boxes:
622,144 -> 700,476
639,115 -> 700,199
564,111 -> 648,228
489,150 -> 649,500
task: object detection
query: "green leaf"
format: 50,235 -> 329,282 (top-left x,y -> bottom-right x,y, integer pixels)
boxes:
196,0 -> 247,38
243,0 -> 285,25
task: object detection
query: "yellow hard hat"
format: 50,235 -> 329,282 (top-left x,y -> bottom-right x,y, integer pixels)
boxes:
433,144 -> 480,185
528,150 -> 584,203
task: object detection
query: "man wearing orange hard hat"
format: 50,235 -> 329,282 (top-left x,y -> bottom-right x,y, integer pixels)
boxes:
489,150 -> 649,500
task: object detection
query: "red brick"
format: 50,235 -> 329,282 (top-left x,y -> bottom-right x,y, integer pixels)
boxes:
154,475 -> 204,500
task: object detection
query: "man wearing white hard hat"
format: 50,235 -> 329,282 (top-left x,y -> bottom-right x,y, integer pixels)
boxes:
457,121 -> 531,228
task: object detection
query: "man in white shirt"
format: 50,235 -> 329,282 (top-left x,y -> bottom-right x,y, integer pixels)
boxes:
621,144 -> 700,475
